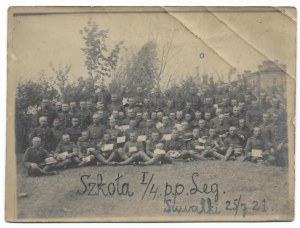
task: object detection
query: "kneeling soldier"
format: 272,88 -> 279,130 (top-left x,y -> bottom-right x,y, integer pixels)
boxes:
23,137 -> 57,176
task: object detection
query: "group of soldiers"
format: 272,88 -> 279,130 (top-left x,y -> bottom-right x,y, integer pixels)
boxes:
23,83 -> 288,176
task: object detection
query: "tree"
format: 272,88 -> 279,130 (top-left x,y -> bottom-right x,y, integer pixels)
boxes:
50,63 -> 72,101
123,41 -> 159,91
80,20 -> 124,84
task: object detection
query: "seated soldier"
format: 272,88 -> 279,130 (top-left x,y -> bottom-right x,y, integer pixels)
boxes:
87,114 -> 106,144
175,111 -> 184,124
23,137 -> 57,176
92,133 -> 118,165
118,131 -> 151,165
138,112 -> 150,129
164,128 -> 189,160
124,119 -> 140,140
65,117 -> 82,143
53,134 -> 81,168
184,113 -> 193,125
157,111 -> 164,123
208,108 -> 223,128
187,128 -> 207,161
244,127 -> 271,163
223,126 -> 244,161
169,112 -> 176,127
201,128 -> 226,160
135,112 -> 143,127
77,131 -> 97,167
139,131 -> 172,165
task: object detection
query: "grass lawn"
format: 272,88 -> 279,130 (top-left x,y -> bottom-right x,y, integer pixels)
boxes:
16,153 -> 291,221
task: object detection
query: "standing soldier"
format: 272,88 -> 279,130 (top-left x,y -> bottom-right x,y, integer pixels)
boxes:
191,111 -> 203,128
186,86 -> 202,110
142,97 -> 153,114
267,100 -> 287,123
78,101 -> 93,130
69,101 -> 78,118
173,86 -> 185,110
94,83 -> 112,106
30,116 -> 54,151
246,100 -> 263,130
108,93 -> 124,113
151,88 -> 165,111
36,99 -> 58,127
230,106 -> 242,127
55,102 -> 62,114
58,103 -> 72,129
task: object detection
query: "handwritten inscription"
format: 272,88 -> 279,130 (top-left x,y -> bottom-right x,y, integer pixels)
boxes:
77,171 -> 267,217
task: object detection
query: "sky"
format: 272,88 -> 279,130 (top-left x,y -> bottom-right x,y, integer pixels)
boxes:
9,7 -> 296,89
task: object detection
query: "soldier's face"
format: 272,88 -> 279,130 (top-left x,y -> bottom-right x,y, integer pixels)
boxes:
239,121 -> 245,127
70,102 -> 76,109
119,112 -> 125,118
171,131 -> 179,139
195,112 -> 202,119
103,134 -> 110,142
39,118 -> 47,126
169,113 -> 176,120
128,110 -> 135,118
109,120 -> 116,127
192,130 -> 200,138
162,117 -> 168,124
176,113 -> 183,120
209,129 -> 216,137
111,95 -> 117,102
185,114 -> 192,122
229,128 -> 236,136
204,113 -> 211,120
191,88 -> 196,94
80,102 -> 86,109
136,113 -> 142,120
143,113 -> 149,120
233,108 -> 240,115
157,112 -> 163,120
167,100 -> 173,107
129,99 -> 135,106
253,129 -> 261,137
72,119 -> 79,126
42,100 -> 49,107
272,115 -> 279,122
32,138 -> 41,147
186,103 -> 192,109
82,132 -> 89,140
231,100 -> 237,106
130,121 -> 136,128
144,99 -> 149,105
53,120 -> 60,127
63,135 -> 70,143
62,104 -> 69,112
56,103 -> 62,110
86,101 -> 92,108
263,115 -> 270,123
130,134 -> 137,142
137,87 -> 142,93
199,121 -> 206,128
112,111 -> 119,118
152,133 -> 160,141
151,113 -> 157,120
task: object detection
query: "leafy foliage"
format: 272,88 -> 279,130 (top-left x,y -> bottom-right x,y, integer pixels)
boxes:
80,20 -> 124,84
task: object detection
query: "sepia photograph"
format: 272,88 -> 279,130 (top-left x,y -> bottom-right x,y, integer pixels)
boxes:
5,6 -> 296,222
